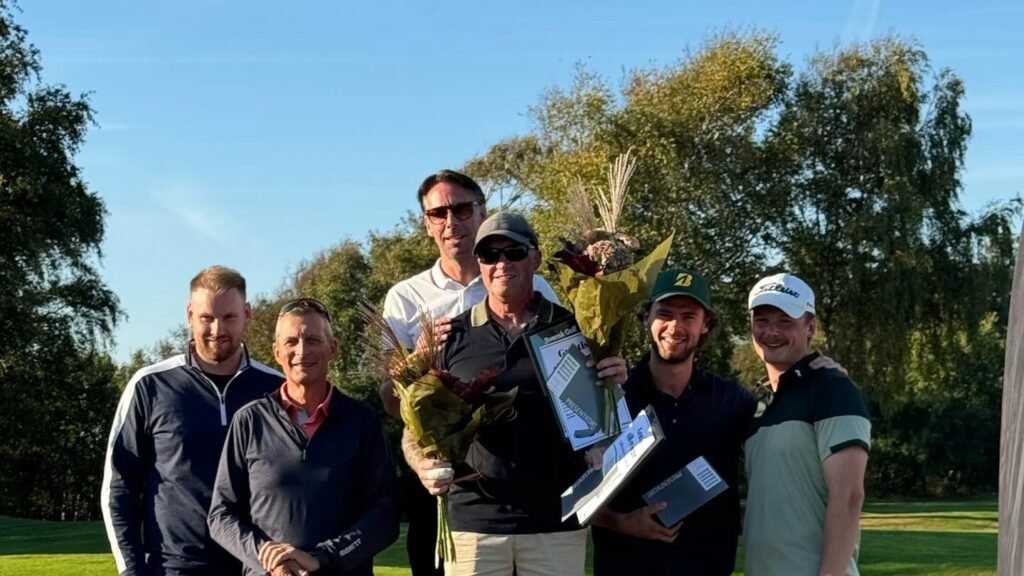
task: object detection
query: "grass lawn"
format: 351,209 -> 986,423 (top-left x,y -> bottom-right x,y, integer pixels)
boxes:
0,500 -> 997,575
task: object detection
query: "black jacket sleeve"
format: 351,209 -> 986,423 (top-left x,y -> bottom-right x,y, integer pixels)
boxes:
207,410 -> 269,574
101,381 -> 149,576
315,413 -> 400,572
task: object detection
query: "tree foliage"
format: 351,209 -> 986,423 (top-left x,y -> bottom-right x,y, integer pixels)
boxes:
465,31 -> 794,374
243,226 -> 434,452
761,39 -> 1017,493
466,32 -> 1016,496
0,0 -> 123,519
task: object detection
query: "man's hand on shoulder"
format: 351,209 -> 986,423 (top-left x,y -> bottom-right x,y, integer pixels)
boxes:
414,317 -> 453,354
810,354 -> 847,375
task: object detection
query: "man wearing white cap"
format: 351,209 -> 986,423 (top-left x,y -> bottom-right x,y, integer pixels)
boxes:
743,273 -> 871,576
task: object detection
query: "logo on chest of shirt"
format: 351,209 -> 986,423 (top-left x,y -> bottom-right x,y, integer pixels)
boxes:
753,386 -> 774,420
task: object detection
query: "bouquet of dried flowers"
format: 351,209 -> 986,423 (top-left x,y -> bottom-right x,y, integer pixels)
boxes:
550,150 -> 673,435
359,303 -> 516,566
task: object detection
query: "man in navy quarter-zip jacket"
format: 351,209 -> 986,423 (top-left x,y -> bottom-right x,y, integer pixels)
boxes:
208,297 -> 399,576
101,265 -> 283,576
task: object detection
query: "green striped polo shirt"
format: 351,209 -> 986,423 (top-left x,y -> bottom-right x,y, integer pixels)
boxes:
743,353 -> 871,576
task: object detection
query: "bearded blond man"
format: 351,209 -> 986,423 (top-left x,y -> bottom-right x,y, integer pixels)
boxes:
102,266 -> 282,576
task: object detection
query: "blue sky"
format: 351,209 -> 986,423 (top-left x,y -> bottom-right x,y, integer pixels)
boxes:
16,0 -> 1023,361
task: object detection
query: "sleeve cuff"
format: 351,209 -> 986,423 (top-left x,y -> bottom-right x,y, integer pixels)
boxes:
312,546 -> 332,570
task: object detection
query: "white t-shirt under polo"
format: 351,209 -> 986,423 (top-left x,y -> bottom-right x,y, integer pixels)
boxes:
382,259 -> 559,350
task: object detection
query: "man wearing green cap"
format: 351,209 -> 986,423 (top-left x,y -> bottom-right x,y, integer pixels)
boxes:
591,268 -> 755,575
591,269 -> 842,575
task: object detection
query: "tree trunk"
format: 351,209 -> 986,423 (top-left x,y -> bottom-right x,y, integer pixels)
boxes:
999,224 -> 1024,574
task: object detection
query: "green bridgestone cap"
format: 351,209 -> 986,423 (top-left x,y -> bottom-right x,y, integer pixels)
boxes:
474,210 -> 539,253
649,268 -> 713,311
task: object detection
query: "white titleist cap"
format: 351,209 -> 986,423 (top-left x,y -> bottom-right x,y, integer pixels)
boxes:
748,273 -> 816,319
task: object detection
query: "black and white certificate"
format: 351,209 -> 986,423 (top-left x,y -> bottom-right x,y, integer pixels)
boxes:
560,407 -> 665,524
525,317 -> 631,451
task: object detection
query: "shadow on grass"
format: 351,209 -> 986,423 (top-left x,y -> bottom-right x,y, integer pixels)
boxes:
0,517 -> 110,556
863,500 -> 997,515
864,513 -> 995,521
859,529 -> 996,575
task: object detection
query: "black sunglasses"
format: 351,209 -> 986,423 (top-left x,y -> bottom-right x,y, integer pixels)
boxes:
477,245 -> 532,265
424,201 -> 482,224
278,298 -> 332,323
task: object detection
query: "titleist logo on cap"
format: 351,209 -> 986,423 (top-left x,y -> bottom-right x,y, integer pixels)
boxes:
754,282 -> 800,299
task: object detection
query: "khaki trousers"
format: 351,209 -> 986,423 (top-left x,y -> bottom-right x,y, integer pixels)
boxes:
444,529 -> 587,576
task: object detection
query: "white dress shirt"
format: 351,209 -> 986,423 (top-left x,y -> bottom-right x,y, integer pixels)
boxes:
382,258 -> 560,349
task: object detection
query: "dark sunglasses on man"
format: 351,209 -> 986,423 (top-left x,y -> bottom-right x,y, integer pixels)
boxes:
424,201 -> 482,225
278,297 -> 332,323
476,244 -> 533,265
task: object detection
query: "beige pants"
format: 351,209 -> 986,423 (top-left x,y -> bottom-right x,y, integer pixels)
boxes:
445,529 -> 587,576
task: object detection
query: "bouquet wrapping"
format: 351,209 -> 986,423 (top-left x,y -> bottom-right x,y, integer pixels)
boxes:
549,150 -> 672,435
360,304 -> 515,566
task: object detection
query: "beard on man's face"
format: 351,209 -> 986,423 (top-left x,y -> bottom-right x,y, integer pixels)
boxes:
649,334 -> 698,365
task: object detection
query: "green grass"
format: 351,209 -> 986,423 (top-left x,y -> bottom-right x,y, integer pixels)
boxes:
0,500 -> 998,575
855,501 -> 998,576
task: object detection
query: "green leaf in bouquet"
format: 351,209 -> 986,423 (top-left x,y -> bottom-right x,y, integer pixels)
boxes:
394,376 -> 471,453
394,375 -> 520,462
430,409 -> 486,462
553,234 -> 673,349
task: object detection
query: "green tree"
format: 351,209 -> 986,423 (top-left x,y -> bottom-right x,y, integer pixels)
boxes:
0,0 -> 122,519
766,37 -> 1018,494
466,31 -> 792,372
365,212 -> 437,305
246,240 -> 373,398
116,324 -> 190,389
244,228 -> 434,454
768,38 -> 959,399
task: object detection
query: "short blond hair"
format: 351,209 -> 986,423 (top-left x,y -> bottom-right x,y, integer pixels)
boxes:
190,265 -> 246,298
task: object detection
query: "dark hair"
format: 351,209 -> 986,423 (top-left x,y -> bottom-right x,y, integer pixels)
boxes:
638,299 -> 720,349
417,169 -> 485,207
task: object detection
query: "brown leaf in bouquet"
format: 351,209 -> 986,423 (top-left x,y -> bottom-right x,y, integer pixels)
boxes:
553,238 -> 602,277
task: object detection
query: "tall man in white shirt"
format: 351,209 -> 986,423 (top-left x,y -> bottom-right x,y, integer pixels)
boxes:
379,169 -> 557,575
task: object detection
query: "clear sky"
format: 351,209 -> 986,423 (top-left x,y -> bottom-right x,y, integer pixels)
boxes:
16,0 -> 1023,361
